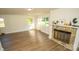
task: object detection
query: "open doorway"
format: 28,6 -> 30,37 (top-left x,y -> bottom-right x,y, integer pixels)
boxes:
36,16 -> 49,34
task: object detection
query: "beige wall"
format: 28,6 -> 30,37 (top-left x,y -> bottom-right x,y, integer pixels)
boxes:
0,14 -> 49,34
0,15 -> 36,34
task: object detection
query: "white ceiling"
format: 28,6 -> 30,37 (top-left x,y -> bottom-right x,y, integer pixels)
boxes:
0,8 -> 53,15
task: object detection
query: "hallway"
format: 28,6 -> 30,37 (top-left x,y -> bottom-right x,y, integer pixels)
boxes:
1,30 -> 70,51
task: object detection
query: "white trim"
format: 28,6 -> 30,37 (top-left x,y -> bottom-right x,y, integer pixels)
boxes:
0,41 -> 4,51
73,28 -> 79,51
5,28 -> 33,34
40,30 -> 49,35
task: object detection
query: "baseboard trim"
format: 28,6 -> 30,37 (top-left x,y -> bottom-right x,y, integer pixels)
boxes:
38,30 -> 49,35
5,29 -> 33,34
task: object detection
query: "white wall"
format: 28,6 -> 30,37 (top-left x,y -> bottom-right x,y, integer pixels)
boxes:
49,8 -> 79,39
0,15 -> 35,34
40,25 -> 49,34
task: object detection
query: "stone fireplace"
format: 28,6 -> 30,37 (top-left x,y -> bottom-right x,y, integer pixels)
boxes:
52,25 -> 79,51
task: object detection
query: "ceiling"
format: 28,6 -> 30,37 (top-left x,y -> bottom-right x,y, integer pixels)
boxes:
0,8 -> 53,15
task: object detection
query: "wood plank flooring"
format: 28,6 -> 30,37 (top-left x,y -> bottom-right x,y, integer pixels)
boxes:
0,30 -> 70,51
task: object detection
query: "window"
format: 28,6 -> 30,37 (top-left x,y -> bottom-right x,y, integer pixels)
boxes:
26,18 -> 32,24
42,17 -> 49,26
0,18 -> 5,27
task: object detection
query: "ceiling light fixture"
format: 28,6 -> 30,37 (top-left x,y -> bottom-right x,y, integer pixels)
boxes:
27,8 -> 32,11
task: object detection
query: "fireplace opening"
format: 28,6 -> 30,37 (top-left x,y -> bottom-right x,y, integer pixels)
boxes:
54,29 -> 71,44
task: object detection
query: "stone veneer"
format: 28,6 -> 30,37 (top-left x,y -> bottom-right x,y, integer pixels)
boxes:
52,25 -> 78,50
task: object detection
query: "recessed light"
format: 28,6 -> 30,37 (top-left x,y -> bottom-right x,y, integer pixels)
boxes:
0,18 -> 4,21
27,8 -> 32,11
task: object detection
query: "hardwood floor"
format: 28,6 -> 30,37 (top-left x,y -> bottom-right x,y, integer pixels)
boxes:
0,30 -> 70,51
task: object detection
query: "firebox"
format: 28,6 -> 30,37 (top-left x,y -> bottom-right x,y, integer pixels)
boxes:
54,29 -> 71,44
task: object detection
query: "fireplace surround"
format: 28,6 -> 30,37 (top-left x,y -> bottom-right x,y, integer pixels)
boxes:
52,25 -> 79,51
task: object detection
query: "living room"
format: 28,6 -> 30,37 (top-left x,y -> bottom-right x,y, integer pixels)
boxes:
0,8 -> 79,51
